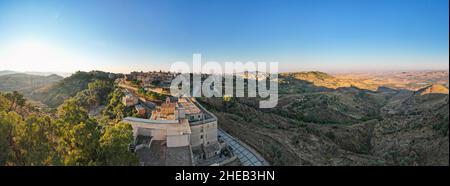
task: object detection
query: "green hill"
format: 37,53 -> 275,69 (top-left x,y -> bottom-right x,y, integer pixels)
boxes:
30,71 -> 117,108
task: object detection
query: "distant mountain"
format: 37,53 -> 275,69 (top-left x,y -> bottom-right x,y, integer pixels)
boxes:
282,71 -> 449,92
334,70 -> 449,91
0,70 -> 17,76
281,71 -> 378,90
0,73 -> 63,97
415,84 -> 449,96
30,71 -> 117,107
0,70 -> 72,77
0,70 -> 118,108
23,71 -> 72,78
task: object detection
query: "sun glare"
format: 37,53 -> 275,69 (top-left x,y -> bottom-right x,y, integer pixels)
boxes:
0,40 -> 88,72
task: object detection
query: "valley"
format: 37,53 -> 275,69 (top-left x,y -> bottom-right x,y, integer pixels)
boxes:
0,70 -> 448,166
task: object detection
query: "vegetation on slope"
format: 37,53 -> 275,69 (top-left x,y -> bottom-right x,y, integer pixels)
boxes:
200,72 -> 449,166
0,80 -> 138,166
0,73 -> 63,97
30,71 -> 117,108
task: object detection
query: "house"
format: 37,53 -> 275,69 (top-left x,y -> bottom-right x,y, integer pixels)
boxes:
122,92 -> 139,107
122,97 -> 228,166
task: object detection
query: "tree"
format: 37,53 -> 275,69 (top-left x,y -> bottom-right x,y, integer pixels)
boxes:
0,111 -> 15,165
58,121 -> 101,165
131,79 -> 142,86
12,114 -> 60,165
0,78 -> 141,166
138,87 -> 146,95
151,79 -> 160,86
56,98 -> 101,165
0,111 -> 25,165
145,91 -> 166,101
99,122 -> 138,166
222,95 -> 236,111
57,98 -> 92,125
146,91 -> 157,101
103,89 -> 126,121
3,91 -> 26,111
87,80 -> 113,106
0,94 -> 12,112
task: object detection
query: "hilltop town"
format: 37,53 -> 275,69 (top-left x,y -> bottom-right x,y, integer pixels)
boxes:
116,71 -> 267,166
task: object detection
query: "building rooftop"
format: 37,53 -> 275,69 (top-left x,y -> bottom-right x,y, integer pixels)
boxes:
123,117 -> 191,135
136,140 -> 193,166
178,98 -> 202,115
124,117 -> 178,124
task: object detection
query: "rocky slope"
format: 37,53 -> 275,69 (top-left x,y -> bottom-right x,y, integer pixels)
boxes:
200,72 -> 449,166
416,84 -> 449,95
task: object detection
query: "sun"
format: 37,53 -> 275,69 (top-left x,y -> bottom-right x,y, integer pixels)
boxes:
0,40 -> 82,72
10,40 -> 56,59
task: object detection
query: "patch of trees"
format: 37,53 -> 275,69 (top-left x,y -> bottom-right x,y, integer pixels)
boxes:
71,80 -> 114,109
131,79 -> 142,86
0,90 -> 138,166
136,88 -> 166,102
102,88 -> 138,121
31,71 -> 116,108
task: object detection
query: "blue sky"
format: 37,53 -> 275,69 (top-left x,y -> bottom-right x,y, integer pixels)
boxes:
0,0 -> 448,73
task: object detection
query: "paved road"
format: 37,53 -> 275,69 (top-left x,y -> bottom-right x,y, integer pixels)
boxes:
218,129 -> 269,166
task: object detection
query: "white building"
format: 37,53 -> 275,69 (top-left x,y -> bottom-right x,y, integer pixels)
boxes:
122,90 -> 139,107
122,97 -> 223,165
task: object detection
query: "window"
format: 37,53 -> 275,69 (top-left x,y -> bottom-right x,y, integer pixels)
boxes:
200,135 -> 203,139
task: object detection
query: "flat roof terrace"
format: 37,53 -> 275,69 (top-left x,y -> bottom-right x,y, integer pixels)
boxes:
178,98 -> 202,115
123,117 -> 191,135
136,140 -> 193,166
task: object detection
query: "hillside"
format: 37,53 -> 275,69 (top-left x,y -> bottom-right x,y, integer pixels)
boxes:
416,84 -> 449,96
334,71 -> 449,91
282,71 -> 449,91
0,70 -> 17,76
30,71 -> 118,108
0,73 -> 63,97
373,90 -> 449,165
200,71 -> 449,165
0,85 -> 138,166
1,70 -> 448,166
281,71 -> 378,91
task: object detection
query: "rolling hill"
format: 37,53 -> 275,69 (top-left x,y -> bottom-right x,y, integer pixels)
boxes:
1,70 -> 447,165
0,71 -> 118,108
200,71 -> 449,165
416,84 -> 449,96
29,71 -> 118,108
0,73 -> 63,96
0,70 -> 17,76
